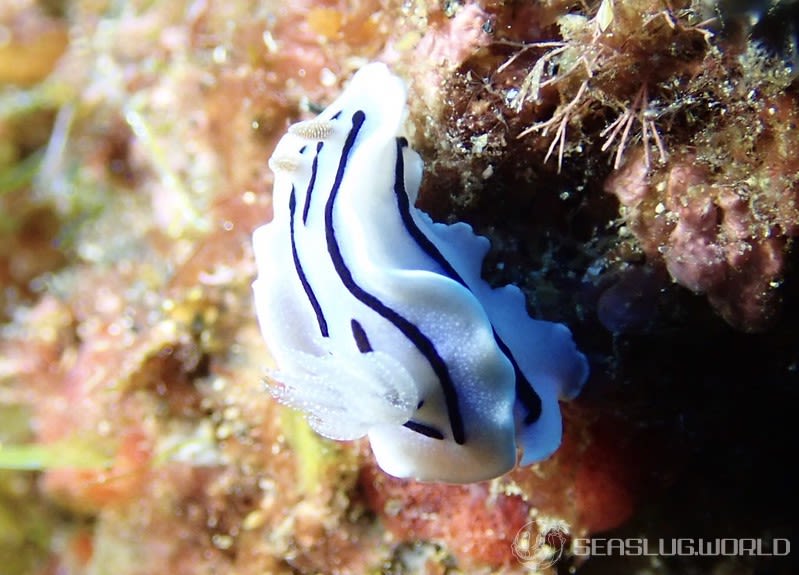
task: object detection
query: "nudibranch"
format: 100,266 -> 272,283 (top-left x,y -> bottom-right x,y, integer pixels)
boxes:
252,63 -> 588,483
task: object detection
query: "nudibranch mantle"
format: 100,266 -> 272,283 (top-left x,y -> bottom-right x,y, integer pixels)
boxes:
252,63 -> 588,483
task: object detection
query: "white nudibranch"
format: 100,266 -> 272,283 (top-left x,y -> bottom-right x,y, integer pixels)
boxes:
252,63 -> 589,483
